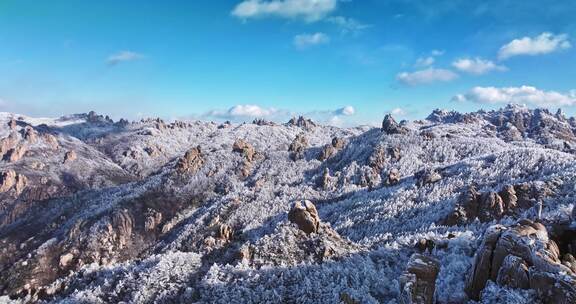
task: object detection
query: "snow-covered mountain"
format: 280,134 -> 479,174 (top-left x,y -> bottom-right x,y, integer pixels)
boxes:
0,105 -> 575,303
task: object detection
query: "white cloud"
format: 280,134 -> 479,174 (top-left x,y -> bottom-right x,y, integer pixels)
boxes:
414,50 -> 444,68
431,49 -> 445,56
414,56 -> 435,68
498,32 -> 571,60
294,32 -> 330,49
453,86 -> 576,107
390,107 -> 406,116
335,105 -> 355,115
397,68 -> 459,86
325,16 -> 370,34
206,104 -> 281,119
452,57 -> 507,75
106,51 -> 144,66
203,104 -> 357,126
231,0 -> 337,22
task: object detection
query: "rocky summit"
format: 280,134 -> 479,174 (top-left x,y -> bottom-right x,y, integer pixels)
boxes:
1,105 -> 576,303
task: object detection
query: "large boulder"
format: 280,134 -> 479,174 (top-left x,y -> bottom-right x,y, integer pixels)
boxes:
398,253 -> 440,304
288,200 -> 320,234
466,220 -> 576,303
385,168 -> 401,186
318,136 -> 346,161
63,150 -> 77,164
176,146 -> 204,173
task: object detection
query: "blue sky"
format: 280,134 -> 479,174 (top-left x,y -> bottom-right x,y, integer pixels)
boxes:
0,0 -> 575,125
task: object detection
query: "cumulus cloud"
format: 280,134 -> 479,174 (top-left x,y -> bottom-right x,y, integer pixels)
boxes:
498,32 -> 571,60
205,104 -> 282,120
106,51 -> 144,66
231,0 -> 337,22
414,56 -> 435,68
203,104 -> 356,126
389,107 -> 406,116
334,105 -> 355,116
325,16 -> 370,34
397,68 -> 459,86
293,32 -> 330,49
452,57 -> 507,75
414,50 -> 444,68
453,86 -> 576,107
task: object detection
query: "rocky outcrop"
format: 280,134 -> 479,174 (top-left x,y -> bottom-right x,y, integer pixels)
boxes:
176,146 -> 204,173
385,168 -> 401,186
332,137 -> 345,149
318,145 -> 336,161
498,185 -> 518,213
477,192 -> 505,222
426,109 -> 478,124
318,137 -> 346,161
0,170 -> 27,195
388,146 -> 401,161
232,139 -> 257,177
382,114 -> 408,135
288,200 -> 320,234
287,116 -> 316,130
144,209 -> 163,232
8,118 -> 17,130
317,168 -> 338,190
43,134 -> 59,150
238,160 -> 252,178
415,168 -> 441,187
144,145 -> 161,157
466,220 -> 576,303
232,139 -> 256,162
215,224 -> 233,241
360,167 -> 381,189
398,253 -> 440,304
368,146 -> 387,171
368,146 -> 401,172
288,133 -> 308,161
6,144 -> 27,162
23,126 -> 38,143
501,123 -> 523,141
445,184 -> 535,225
63,150 -> 77,164
0,132 -> 19,159
252,118 -> 276,126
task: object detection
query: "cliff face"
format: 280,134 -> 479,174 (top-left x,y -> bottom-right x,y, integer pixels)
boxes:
0,106 -> 575,303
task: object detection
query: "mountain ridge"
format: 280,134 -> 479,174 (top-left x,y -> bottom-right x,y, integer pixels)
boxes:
0,105 -> 575,303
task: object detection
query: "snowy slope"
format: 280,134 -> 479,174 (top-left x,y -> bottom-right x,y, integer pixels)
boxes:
0,106 -> 575,303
